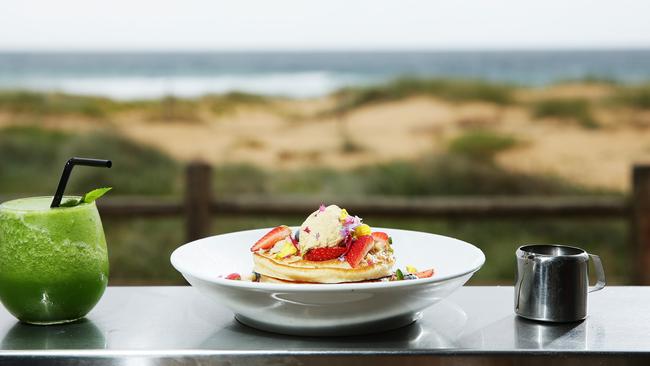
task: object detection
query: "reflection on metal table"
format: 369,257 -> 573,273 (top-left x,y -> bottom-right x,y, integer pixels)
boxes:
0,286 -> 648,365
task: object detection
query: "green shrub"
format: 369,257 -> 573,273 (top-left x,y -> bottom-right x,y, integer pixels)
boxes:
531,98 -> 599,128
213,164 -> 269,194
63,132 -> 180,195
0,126 -> 179,195
207,151 -> 588,198
448,130 -> 517,160
613,84 -> 650,109
106,217 -> 186,284
0,126 -> 71,193
356,154 -> 582,196
207,152 -> 585,198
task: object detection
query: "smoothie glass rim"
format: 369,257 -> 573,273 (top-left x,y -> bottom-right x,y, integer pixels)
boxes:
0,196 -> 94,213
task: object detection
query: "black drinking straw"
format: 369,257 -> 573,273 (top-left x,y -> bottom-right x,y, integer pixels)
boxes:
50,157 -> 112,208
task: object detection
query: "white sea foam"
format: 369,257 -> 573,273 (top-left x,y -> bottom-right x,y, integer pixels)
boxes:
2,51 -> 650,100
0,72 -> 371,100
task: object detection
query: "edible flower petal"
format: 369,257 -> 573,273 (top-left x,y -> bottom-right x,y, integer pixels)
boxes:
276,240 -> 298,259
406,265 -> 418,274
354,224 -> 371,237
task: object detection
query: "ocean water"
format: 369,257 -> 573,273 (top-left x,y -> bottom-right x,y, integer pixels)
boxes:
1,50 -> 649,100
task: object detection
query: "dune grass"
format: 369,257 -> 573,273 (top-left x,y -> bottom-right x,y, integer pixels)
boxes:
1,81 -> 641,128
328,78 -> 515,115
133,96 -> 202,122
131,92 -> 269,122
0,91 -> 118,118
556,75 -> 620,85
530,98 -> 599,129
203,92 -> 268,115
612,84 -> 650,109
0,90 -> 270,122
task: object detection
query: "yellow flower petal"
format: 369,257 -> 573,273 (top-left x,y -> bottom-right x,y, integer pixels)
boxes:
355,224 -> 371,237
276,241 -> 297,259
406,265 -> 418,274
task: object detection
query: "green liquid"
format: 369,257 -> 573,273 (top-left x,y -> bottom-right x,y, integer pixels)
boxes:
0,197 -> 108,324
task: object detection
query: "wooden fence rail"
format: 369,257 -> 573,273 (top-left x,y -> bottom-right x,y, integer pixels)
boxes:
95,194 -> 628,219
98,162 -> 650,284
1,162 -> 649,283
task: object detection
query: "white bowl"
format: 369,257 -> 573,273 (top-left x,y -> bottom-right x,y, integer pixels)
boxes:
170,227 -> 485,336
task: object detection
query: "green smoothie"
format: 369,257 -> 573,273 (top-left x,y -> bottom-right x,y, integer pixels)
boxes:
0,196 -> 108,324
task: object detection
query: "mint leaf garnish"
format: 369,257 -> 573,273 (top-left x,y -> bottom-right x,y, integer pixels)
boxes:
57,187 -> 113,208
81,187 -> 112,204
59,198 -> 81,207
396,269 -> 404,281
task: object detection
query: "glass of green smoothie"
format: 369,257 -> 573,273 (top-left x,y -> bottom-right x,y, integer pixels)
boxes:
0,157 -> 112,325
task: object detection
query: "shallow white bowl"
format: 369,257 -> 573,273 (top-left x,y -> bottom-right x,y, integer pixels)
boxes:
171,227 -> 485,336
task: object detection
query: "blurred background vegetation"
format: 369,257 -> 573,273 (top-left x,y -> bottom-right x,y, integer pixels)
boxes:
1,77 -> 644,285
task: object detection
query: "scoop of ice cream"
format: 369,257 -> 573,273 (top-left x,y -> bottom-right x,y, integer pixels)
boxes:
299,205 -> 344,254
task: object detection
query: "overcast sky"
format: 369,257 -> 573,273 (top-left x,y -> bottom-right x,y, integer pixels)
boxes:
2,0 -> 650,51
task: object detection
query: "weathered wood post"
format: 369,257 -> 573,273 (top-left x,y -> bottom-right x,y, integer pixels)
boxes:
634,165 -> 650,284
185,161 -> 212,243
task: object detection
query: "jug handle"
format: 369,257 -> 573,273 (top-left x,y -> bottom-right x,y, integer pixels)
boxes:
588,253 -> 606,293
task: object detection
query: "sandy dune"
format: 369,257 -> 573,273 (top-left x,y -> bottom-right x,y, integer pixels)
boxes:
4,84 -> 649,192
116,94 -> 649,191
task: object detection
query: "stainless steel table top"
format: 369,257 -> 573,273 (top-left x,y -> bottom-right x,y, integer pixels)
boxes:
0,286 -> 647,365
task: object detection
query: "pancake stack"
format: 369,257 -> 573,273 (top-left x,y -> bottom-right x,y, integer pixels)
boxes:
249,205 -> 395,284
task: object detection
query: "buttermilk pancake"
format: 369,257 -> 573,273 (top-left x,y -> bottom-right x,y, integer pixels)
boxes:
249,205 -> 396,284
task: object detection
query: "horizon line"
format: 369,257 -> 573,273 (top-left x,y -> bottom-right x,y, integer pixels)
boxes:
1,47 -> 650,54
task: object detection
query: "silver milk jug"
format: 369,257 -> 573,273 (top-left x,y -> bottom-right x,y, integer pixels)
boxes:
515,244 -> 606,322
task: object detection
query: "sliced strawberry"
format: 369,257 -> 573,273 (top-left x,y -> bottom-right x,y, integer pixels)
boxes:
250,225 -> 292,252
225,273 -> 241,280
345,235 -> 374,268
415,269 -> 434,278
371,231 -> 389,241
372,231 -> 391,245
304,246 -> 347,261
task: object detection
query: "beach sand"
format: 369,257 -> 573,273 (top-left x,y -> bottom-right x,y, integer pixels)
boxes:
3,83 -> 649,192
